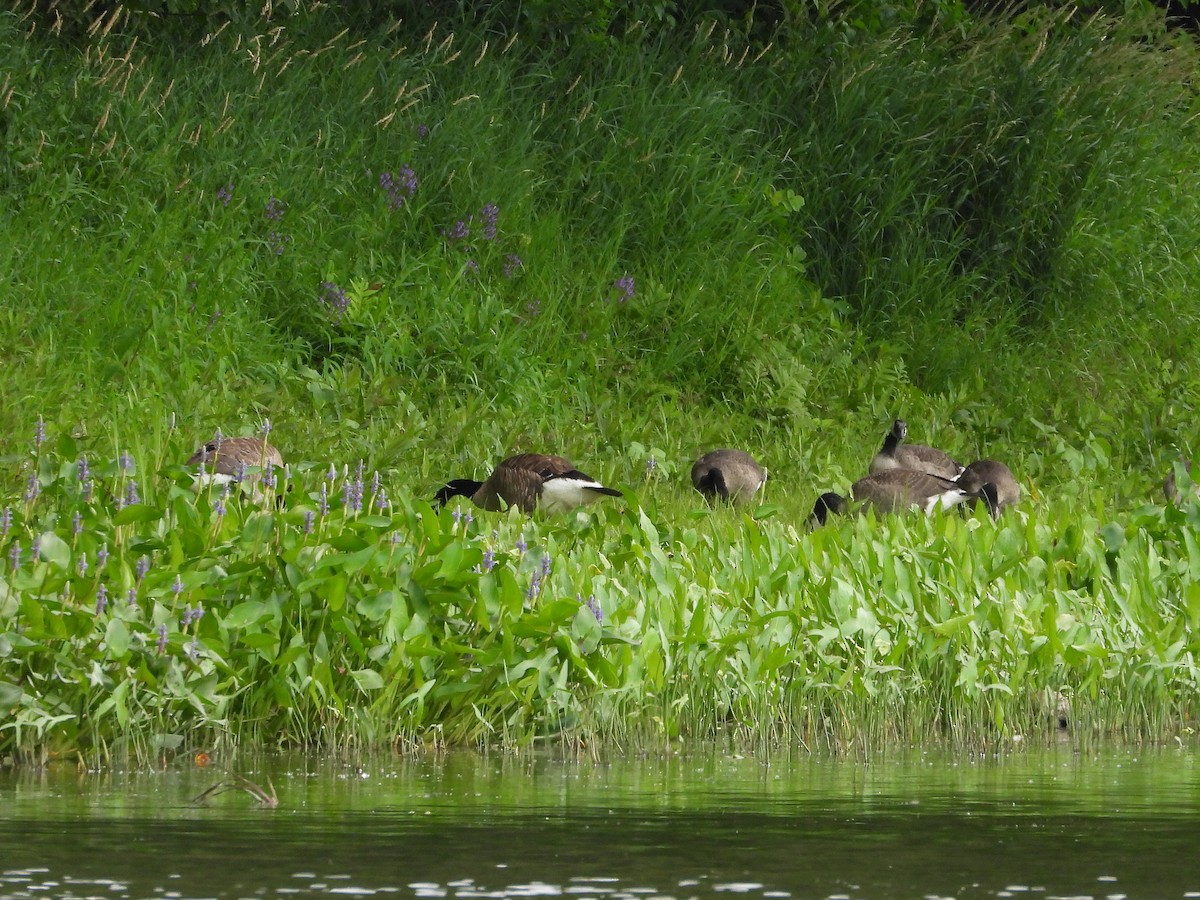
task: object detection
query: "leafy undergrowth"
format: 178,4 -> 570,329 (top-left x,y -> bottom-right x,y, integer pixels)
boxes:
3,5 -> 1200,762
3,436 -> 1199,764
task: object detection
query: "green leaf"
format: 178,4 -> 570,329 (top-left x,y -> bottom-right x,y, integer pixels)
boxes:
37,532 -> 71,569
224,600 -> 268,629
105,618 -> 130,658
113,504 -> 164,526
351,669 -> 384,691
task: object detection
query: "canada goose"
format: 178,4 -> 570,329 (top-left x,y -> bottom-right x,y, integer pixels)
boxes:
434,453 -> 622,514
691,449 -> 768,504
870,419 -> 964,480
955,459 -> 1020,514
186,435 -> 283,486
809,469 -> 999,524
1164,457 -> 1200,504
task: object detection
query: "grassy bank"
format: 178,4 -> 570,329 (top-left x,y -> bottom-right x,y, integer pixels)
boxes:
2,5 -> 1200,762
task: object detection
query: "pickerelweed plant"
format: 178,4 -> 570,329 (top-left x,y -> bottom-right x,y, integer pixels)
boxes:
3,428 -> 1200,764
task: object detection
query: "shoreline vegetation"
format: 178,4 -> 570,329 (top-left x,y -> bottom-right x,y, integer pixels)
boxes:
3,1 -> 1200,764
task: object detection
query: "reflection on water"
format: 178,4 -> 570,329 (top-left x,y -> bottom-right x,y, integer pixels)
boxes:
2,747 -> 1200,899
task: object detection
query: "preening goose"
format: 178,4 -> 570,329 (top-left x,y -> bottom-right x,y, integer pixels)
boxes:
809,469 -> 998,524
434,453 -> 622,514
955,459 -> 1020,514
1164,458 -> 1200,504
691,449 -> 768,504
870,419 -> 964,480
187,435 -> 284,486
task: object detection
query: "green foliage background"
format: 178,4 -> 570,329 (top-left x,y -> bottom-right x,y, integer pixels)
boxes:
2,0 -> 1200,762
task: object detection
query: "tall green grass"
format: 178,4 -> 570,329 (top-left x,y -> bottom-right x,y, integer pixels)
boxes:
2,4 -> 1200,761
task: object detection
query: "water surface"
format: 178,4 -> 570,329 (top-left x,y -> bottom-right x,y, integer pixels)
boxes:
3,745 -> 1199,899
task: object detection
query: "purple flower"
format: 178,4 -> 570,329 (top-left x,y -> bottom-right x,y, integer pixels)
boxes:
34,416 -> 45,449
515,535 -> 528,554
611,275 -> 636,303
464,259 -> 480,278
0,508 -> 11,540
268,230 -> 293,255
136,554 -> 150,582
319,281 -> 351,320
524,300 -> 542,320
444,219 -> 470,244
481,548 -> 496,573
416,123 -> 429,139
318,483 -> 329,516
77,553 -> 89,577
186,636 -> 201,660
95,584 -> 108,615
540,553 -> 552,577
374,489 -> 390,511
217,182 -> 234,207
452,507 -> 463,526
303,510 -> 315,534
262,462 -> 277,491
479,202 -> 499,241
183,603 -> 204,626
215,482 -> 230,517
126,586 -> 138,606
390,531 -> 402,546
171,575 -> 184,597
264,197 -> 286,221
525,572 -> 542,601
124,480 -> 141,507
463,510 -> 474,526
370,470 -> 381,496
503,255 -> 523,279
156,622 -> 168,655
646,456 -> 658,476
8,541 -> 19,571
342,473 -> 363,514
326,463 -> 338,482
72,510 -> 83,536
119,450 -> 134,473
379,165 -> 418,210
30,535 -> 41,562
24,472 -> 39,503
584,594 -> 603,624
207,307 -> 222,330
97,543 -> 109,569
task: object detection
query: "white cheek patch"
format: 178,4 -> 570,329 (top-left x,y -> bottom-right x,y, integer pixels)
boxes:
194,472 -> 237,488
539,478 -> 606,514
922,489 -> 969,513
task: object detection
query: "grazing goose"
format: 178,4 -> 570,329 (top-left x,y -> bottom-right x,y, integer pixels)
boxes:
434,453 -> 622,514
809,469 -> 999,524
1164,457 -> 1200,504
955,459 -> 1020,514
186,435 -> 283,486
870,419 -> 964,480
691,449 -> 768,504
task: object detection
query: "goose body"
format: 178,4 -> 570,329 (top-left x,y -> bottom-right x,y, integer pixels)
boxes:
1164,458 -> 1200,504
956,459 -> 1020,513
435,453 -> 622,514
810,469 -> 998,524
187,435 -> 283,486
691,449 -> 768,504
870,419 -> 964,480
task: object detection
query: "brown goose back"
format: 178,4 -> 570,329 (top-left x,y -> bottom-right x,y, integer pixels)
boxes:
691,449 -> 767,503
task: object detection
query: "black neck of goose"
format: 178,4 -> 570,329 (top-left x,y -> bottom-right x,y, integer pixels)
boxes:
698,469 -> 730,501
434,479 -> 484,507
978,482 -> 1000,518
810,491 -> 846,526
